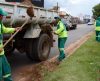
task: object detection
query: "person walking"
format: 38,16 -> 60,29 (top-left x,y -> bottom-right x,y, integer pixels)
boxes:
95,17 -> 100,42
54,16 -> 68,62
0,8 -> 19,81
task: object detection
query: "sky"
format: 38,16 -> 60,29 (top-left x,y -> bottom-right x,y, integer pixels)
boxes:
44,0 -> 100,17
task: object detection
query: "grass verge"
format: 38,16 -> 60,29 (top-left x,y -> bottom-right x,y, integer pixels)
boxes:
43,35 -> 100,81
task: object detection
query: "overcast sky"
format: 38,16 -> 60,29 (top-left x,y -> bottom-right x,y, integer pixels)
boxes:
44,0 -> 100,17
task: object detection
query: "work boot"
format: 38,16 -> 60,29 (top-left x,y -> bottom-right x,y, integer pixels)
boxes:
58,54 -> 65,62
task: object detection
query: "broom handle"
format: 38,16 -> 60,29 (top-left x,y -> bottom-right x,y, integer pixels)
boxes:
3,19 -> 28,48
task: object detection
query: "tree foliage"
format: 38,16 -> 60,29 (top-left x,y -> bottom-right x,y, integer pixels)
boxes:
92,3 -> 100,19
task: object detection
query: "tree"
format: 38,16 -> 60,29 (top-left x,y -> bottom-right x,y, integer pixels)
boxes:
92,3 -> 100,19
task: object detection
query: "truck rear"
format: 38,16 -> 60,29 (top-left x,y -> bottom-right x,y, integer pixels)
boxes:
70,17 -> 78,29
59,11 -> 78,30
0,0 -> 58,61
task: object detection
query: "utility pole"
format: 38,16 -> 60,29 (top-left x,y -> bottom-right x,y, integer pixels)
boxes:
57,2 -> 59,12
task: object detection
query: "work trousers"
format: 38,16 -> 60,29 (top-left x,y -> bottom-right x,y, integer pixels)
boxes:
58,37 -> 67,61
0,55 -> 12,81
96,31 -> 100,42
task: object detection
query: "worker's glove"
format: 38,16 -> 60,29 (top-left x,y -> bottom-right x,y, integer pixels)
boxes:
0,48 -> 3,53
52,31 -> 58,35
15,27 -> 22,32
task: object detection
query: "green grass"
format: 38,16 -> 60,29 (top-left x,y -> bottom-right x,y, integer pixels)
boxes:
43,35 -> 100,81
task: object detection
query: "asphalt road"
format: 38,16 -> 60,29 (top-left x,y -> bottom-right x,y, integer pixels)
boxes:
7,24 -> 94,77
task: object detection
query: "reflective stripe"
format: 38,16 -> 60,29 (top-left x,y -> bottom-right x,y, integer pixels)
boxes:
3,74 -> 11,78
59,48 -> 64,51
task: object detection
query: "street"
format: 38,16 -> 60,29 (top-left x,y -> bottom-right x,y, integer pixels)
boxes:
7,24 -> 94,78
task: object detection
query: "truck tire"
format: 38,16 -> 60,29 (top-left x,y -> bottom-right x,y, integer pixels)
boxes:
26,34 -> 51,61
72,24 -> 77,29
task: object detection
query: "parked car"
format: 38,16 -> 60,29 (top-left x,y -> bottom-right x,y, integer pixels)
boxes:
87,22 -> 94,25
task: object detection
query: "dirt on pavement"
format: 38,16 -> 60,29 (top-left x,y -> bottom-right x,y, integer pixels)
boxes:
13,61 -> 58,81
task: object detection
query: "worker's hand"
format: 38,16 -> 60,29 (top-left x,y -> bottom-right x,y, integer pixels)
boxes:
15,27 -> 22,32
53,32 -> 56,34
0,48 -> 3,52
52,31 -> 58,35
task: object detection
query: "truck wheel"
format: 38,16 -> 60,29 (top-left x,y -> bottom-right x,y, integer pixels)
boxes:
72,25 -> 77,29
26,34 -> 51,61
